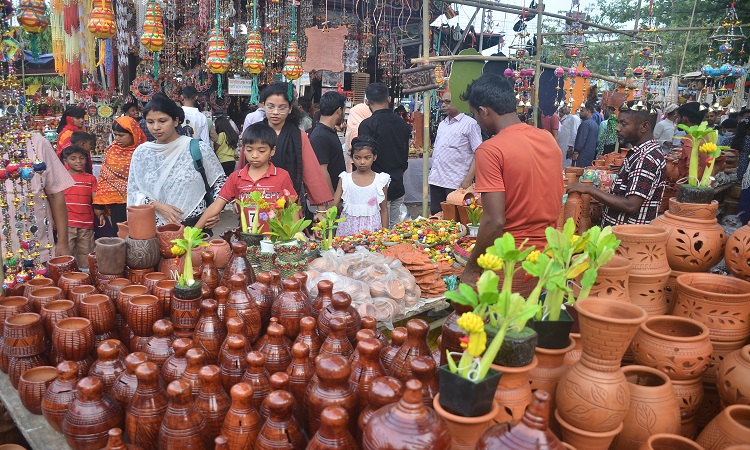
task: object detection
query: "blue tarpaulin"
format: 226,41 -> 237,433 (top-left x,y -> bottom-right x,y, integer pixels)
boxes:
22,51 -> 55,66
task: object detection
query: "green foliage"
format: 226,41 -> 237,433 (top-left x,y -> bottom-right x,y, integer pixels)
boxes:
265,200 -> 312,243
171,227 -> 208,286
311,206 -> 345,251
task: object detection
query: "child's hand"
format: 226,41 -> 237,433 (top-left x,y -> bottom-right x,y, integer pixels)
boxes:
313,212 -> 325,224
204,214 -> 221,229
95,210 -> 106,227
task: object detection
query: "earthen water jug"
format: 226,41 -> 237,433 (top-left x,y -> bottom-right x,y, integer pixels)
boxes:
196,365 -> 232,444
62,376 -> 123,450
306,354 -> 358,437
159,379 -> 209,449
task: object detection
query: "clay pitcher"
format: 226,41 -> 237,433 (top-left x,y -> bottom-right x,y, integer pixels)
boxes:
161,337 -> 194,384
125,361 -> 168,449
220,240 -> 256,286
272,278 -> 312,340
221,382 -> 262,450
62,376 -> 123,450
194,299 -> 227,364
159,379 -> 209,449
110,352 -> 148,409
317,291 -> 362,344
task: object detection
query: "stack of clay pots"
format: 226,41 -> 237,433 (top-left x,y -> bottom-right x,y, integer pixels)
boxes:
94,237 -> 127,288
124,204 -> 161,283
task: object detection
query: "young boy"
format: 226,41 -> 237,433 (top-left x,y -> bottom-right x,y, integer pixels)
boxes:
68,131 -> 95,173
195,122 -> 296,231
62,146 -> 105,268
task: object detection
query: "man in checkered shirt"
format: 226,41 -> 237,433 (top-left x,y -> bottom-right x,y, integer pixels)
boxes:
567,100 -> 665,226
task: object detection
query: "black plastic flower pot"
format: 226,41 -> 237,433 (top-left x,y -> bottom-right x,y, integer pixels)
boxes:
676,184 -> 714,204
173,282 -> 202,300
438,365 -> 502,417
529,309 -> 575,349
240,232 -> 265,247
488,326 -> 538,367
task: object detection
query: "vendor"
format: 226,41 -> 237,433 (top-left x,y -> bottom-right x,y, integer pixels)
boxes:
568,100 -> 666,227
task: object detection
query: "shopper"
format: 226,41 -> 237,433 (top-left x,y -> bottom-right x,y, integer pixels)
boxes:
557,104 -> 580,167
344,103 -> 372,172
653,103 -> 679,153
214,114 -> 240,177
56,106 -> 86,155
309,91 -> 347,195
181,86 -> 210,142
573,103 -> 599,168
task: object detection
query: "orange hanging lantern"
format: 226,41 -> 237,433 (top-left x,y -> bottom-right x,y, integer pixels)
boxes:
18,0 -> 49,33
206,28 -> 230,75
243,30 -> 264,75
140,0 -> 165,53
87,0 -> 116,39
282,40 -> 304,81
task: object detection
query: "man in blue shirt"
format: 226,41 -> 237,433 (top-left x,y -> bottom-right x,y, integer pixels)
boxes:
573,103 -> 600,168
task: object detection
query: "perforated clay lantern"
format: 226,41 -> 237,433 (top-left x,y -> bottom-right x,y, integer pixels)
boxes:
140,0 -> 165,53
243,30 -> 264,75
282,41 -> 304,81
206,28 -> 230,74
88,0 -> 116,39
18,0 -> 49,34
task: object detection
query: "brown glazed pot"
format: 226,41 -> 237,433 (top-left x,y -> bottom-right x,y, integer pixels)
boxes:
125,237 -> 161,270
717,344 -> 750,408
126,267 -> 154,285
62,376 -> 123,450
152,279 -> 176,318
221,382 -> 262,450
220,335 -> 250,392
390,319 -> 431,382
96,273 -> 127,292
101,278 -> 131,303
40,299 -> 77,337
23,278 -> 54,298
306,354 -> 359,437
317,291 -> 362,344
220,240 -> 256,287
240,351 -> 270,412
250,273 -> 275,329
695,404 -> 750,449
673,272 -> 750,342
8,354 -> 48,389
51,317 -> 95,362
180,347 -> 207,397
142,272 -> 167,294
350,337 -> 387,412
110,352 -> 148,409
161,337 -> 193,384
320,317 -> 354,361
612,224 -> 670,275
435,394 -> 501,450
631,315 -> 713,381
3,312 -> 45,358
78,294 -> 117,335
18,365 -> 58,414
262,322 -> 293,374
528,337 -> 576,418
208,238 -> 232,269
639,433 -> 705,450
28,286 -> 63,313
47,255 -> 78,285
69,285 -> 98,306
171,283 -> 202,336
358,376 -> 404,440
196,365 -> 232,444
255,390 -> 307,450
89,340 -> 127,394
311,279 -> 334,321
156,223 -> 185,258
491,357 -> 538,424
650,207 -> 726,272
127,294 -> 162,337
199,251 -> 220,298
294,316 -> 322,361
102,428 -> 142,450
381,327 -> 407,374
725,222 -> 750,281
610,365 -> 681,450
226,274 -> 262,344
94,238 -> 127,275
126,204 -> 157,240
361,379 -> 451,450
287,342 -> 316,415
556,297 -> 648,433
159,379 -> 208,449
308,405 -> 358,450
272,278 -> 312,340
195,299 -> 227,365
42,361 -> 80,432
125,361 -> 168,449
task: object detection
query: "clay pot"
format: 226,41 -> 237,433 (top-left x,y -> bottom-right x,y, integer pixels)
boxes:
161,338 -> 193,383
308,405 -> 358,450
47,255 -> 78,285
196,365 -> 232,444
23,278 -> 54,298
696,404 -> 750,449
220,240 -> 256,287
159,379 -> 209,449
62,376 -> 123,450
435,394 -> 500,450
312,280 -> 334,321
306,354 -> 359,436
101,278 -> 131,303
554,409 -> 624,450
208,238 -> 232,269
221,382 -> 262,450
287,342 -> 315,414
3,312 -> 45,359
102,428 -> 141,450
255,390 -> 307,450
358,376 -> 404,440
116,222 -> 129,239
125,237 -> 161,270
612,224 -> 670,274
294,316 -> 322,361
640,433 -> 705,450
79,294 -> 117,335
698,385 -> 722,432
199,252 -> 220,298
650,208 -> 726,272
180,347 -> 207,397
0,296 -> 31,350
95,238 -> 127,275
272,278 -> 312,340
152,279 -> 176,318
491,357 -> 538,424
157,257 -> 180,279
89,340 -> 126,394
126,268 -> 154,285
705,338 -> 745,386
142,272 -> 167,294
8,354 -> 48,389
564,191 -> 583,233
556,297 -> 648,433
110,352 -> 147,409
725,222 -> 750,281
350,337 -> 387,412
226,274 -> 262,344
41,300 -> 77,336
27,286 -> 63,314
126,204 -> 157,240
529,337 -> 575,417
195,299 -> 227,365
320,317 -> 354,361
671,377 -> 703,438
318,291 -> 362,344
665,269 -> 686,314
252,272 -> 276,329
673,273 -> 750,342
52,317 -> 95,362
390,319 -> 431,382
156,223 -> 185,258
18,365 -> 57,414
69,285 -> 98,306
361,379 -> 451,450
261,321 -> 293,374
717,344 -> 750,407
610,365 -> 681,450
171,283 -> 202,336
628,270 -> 669,315
382,327 -> 407,373
127,294 -> 162,337
42,361 -> 80,432
585,255 -> 631,301
631,315 -> 712,380
240,351 -> 269,412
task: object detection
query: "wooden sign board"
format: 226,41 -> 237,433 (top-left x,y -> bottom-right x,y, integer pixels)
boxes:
400,64 -> 438,94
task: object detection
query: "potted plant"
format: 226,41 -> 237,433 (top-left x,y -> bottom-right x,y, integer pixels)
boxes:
466,201 -> 482,237
170,226 -> 209,300
677,120 -> 726,204
311,206 -> 345,253
236,191 -> 269,247
265,193 -> 312,262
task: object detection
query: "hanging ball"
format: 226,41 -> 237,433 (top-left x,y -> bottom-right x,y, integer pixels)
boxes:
633,67 -> 644,78
720,64 -> 732,75
719,43 -> 732,54
733,67 -> 745,77
640,47 -> 651,57
581,69 -> 591,79
624,67 -> 633,77
554,67 -> 565,78
700,65 -> 713,76
643,68 -> 653,80
504,68 -> 515,78
656,70 -> 663,79
568,67 -> 579,77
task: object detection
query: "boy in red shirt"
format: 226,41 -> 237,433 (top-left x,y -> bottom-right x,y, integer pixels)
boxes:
62,146 -> 105,268
195,122 -> 296,231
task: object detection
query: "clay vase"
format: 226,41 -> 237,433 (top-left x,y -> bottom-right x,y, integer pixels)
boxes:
554,409 -> 624,450
126,204 -> 157,240
272,278 -> 312,340
144,319 -> 175,366
612,224 -> 671,274
40,300 -> 77,337
23,277 -> 54,298
42,360 -> 80,431
52,317 -> 94,362
294,316 -> 322,360
439,303 -> 473,366
220,317 -> 250,359
110,352 -> 148,409
308,406 -> 359,450
651,199 -> 726,272
259,372 -> 303,425
491,356 -> 538,423
125,237 -> 161,270
95,238 -> 127,275
171,283 -> 202,337
269,270 -> 283,297
410,356 -> 438,409
358,376 -> 404,440
262,321 -> 293,374
47,255 -> 78,285
27,286 -> 62,314
564,191 -> 583,233
312,280 -> 334,321
159,379 -> 209,449
8,354 -> 48,389
215,333 -> 247,391
227,274 -> 262,344
18,365 -> 58,414
194,299 -> 226,365
555,297 -> 648,433
629,270 -> 671,316
116,285 -> 148,320
362,379 -> 451,450
152,279 -> 176,318
125,361 -> 168,449
156,223 -> 184,258
255,390 -> 307,450
69,285 -> 98,306
671,377 -> 704,438
725,222 -> 750,281
102,278 -> 131,303
320,317 -> 354,361
180,347 -> 207,397
207,238 -> 232,269
585,255 -> 631,301
102,428 -> 142,450
142,272 -> 167,294
318,291 -> 362,344
287,342 -> 315,415
390,319 -> 431,382
196,365 -> 232,444
381,327 -> 407,373
610,365 -> 681,450
717,344 -> 750,407
3,312 -> 45,359
89,340 -> 126,394
640,433 -> 705,450
241,351 -> 270,412
128,294 -> 162,337
695,404 -> 750,449
222,382 -> 262,450
0,297 -> 31,373
220,241 -> 256,287
350,338 -> 386,412
79,294 -> 117,335
306,354 -> 359,437
199,251 -> 220,298
62,376 -> 123,450
673,273 -> 750,343
252,272 -> 276,329
529,337 -> 575,418
161,337 -> 193,383
361,316 -> 388,350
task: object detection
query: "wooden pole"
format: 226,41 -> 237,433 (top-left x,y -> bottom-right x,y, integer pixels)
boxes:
541,24 -> 750,36
422,0 -> 431,218
679,0 -> 699,75
532,0 -> 544,127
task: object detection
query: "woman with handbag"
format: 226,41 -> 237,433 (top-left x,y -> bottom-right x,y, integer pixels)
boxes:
127,93 -> 227,229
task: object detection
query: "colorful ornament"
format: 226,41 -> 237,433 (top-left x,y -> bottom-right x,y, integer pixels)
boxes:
18,0 -> 49,58
435,64 -> 445,86
632,67 -> 644,78
206,28 -> 230,74
581,69 -> 591,79
243,30 -> 264,75
140,0 -> 165,53
87,0 -> 116,39
282,41 -> 304,81
503,68 -> 515,78
554,67 -> 565,78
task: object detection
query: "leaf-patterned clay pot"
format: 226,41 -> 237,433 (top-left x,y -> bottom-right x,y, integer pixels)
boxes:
528,337 -> 576,419
650,208 -> 726,272
717,344 -> 750,408
725,221 -> 750,281
612,224 -> 670,275
583,255 -> 631,301
704,338 -> 745,387
695,404 -> 750,449
554,409 -> 624,450
671,377 -> 703,438
491,357 -> 538,424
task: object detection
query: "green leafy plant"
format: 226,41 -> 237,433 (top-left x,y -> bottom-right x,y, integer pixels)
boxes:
171,227 -> 209,287
265,195 -> 312,243
311,206 -> 345,251
465,198 -> 483,226
236,191 -> 268,234
678,121 -> 728,188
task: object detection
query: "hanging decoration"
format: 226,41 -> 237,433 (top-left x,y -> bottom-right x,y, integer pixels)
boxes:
703,1 -> 747,113
302,26 -> 347,73
62,0 -> 81,90
17,0 -> 48,58
435,64 -> 445,87
115,0 -> 129,78
243,0 -> 264,105
282,2 -> 303,83
50,0 -> 65,75
140,0 -> 165,77
206,0 -> 230,97
87,0 -> 117,39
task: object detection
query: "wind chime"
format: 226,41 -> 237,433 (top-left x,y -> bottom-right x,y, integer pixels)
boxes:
206,0 -> 230,97
243,0 -> 264,104
17,0 -> 48,58
702,1 -> 747,112
263,0 -> 287,69
559,1 -> 589,108
281,1 -> 304,84
625,0 -> 663,105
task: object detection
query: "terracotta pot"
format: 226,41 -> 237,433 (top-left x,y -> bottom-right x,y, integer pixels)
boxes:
294,316 -> 321,361
157,257 -> 180,279
556,297 -> 648,433
95,238 -> 127,275
125,237 -> 161,270
221,382 -> 262,450
227,274 -> 263,344
141,272 -> 167,295
672,377 -> 703,438
79,294 -> 117,335
171,283 -> 202,336
255,390 -> 307,450
725,222 -> 750,281
697,384 -> 722,432
696,404 -> 750,449
584,255 -> 631,301
159,379 -> 208,448
69,285 -> 98,306
639,433 -> 705,450
62,376 -> 123,450
261,321 -> 293,374
127,294 -> 162,337
318,291 -> 362,344
102,278 -> 131,302
610,365 -> 681,450
491,357 -> 538,424
180,347 -> 207,397
0,297 -> 32,333
18,365 -> 58,414
161,338 -> 193,384
9,354 -> 48,389
116,284 -> 148,317
116,222 -> 129,239
705,338 -> 745,387
41,300 -> 77,336
42,361 -> 80,432
27,286 -> 62,314
434,395 -> 500,450
673,273 -> 750,342
555,409 -> 623,450
529,337 -> 575,417
102,428 -> 141,450
717,344 -> 750,408
126,267 -> 155,285
52,317 -> 95,361
220,240 -> 256,287
47,255 -> 78,285
612,224 -> 670,275
144,319 -> 175,366
4,312 -> 45,358
382,327 -> 407,373
564,191 -> 583,233
126,204 -> 157,240
125,361 -> 168,449
23,277 -> 54,298
156,223 -> 185,258
650,209 -> 726,272
272,278 -> 311,340
87,252 -> 98,280
207,238 -> 232,269
305,354 -> 358,437
668,197 -> 719,219
58,271 -> 92,299
664,270 -> 686,314
631,315 -> 712,381
152,279 -> 176,318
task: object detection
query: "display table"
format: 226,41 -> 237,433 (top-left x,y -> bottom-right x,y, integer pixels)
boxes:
0,371 -> 71,449
403,157 -> 432,203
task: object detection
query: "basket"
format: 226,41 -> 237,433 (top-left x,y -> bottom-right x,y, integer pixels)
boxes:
453,236 -> 475,267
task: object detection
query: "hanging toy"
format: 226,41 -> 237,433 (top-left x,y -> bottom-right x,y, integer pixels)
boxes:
18,0 -> 49,59
435,64 -> 445,86
140,0 -> 165,53
243,30 -> 264,75
87,0 -> 116,39
282,1 -> 303,82
206,29 -> 230,96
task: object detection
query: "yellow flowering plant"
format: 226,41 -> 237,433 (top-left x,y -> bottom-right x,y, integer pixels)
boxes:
678,121 -> 728,188
465,198 -> 483,226
236,191 -> 269,234
171,226 -> 209,287
265,193 -> 312,243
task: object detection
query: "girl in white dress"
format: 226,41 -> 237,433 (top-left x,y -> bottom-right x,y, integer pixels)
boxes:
332,137 -> 390,236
